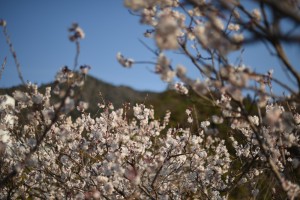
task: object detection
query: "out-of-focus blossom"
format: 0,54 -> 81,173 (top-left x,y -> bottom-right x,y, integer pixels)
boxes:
188,7 -> 202,16
80,65 -> 91,75
252,9 -> 261,21
265,104 -> 284,125
141,8 -> 157,26
186,108 -> 192,115
0,95 -> 14,147
194,18 -> 237,54
228,23 -> 240,31
258,94 -> 269,108
232,33 -> 244,43
55,66 -> 74,83
77,101 -> 89,112
176,65 -> 187,77
124,0 -> 149,10
13,91 -> 29,103
212,115 -> 224,124
69,23 -> 85,41
0,95 -> 15,110
173,82 -> 189,95
32,93 -> 43,104
155,53 -> 175,82
116,52 -> 134,68
155,9 -> 183,50
0,19 -> 6,27
125,165 -> 140,185
187,116 -> 193,123
249,115 -> 259,126
201,120 -> 210,128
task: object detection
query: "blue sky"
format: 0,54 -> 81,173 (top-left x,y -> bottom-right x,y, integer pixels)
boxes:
0,0 -> 299,94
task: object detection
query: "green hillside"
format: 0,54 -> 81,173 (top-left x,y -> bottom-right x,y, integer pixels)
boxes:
0,75 -> 217,126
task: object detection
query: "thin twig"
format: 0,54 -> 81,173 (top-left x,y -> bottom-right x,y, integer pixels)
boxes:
2,24 -> 26,85
138,39 -> 159,56
73,40 -> 80,70
273,41 -> 300,93
0,56 -> 7,80
259,0 -> 300,24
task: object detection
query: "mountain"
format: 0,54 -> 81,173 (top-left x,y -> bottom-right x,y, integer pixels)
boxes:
0,75 -> 218,126
56,75 -> 160,111
1,75 -> 155,106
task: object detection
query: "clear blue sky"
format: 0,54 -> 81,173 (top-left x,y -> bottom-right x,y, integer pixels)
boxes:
0,0 -> 299,94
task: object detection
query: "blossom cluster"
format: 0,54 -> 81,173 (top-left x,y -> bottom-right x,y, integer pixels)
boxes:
0,0 -> 300,199
0,88 -> 233,199
119,0 -> 300,198
1,81 -> 299,198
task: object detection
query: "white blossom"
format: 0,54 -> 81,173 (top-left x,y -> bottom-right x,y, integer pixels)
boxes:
252,8 -> 261,21
116,52 -> 134,68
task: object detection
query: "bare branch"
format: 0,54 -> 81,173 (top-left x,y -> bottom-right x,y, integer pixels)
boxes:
1,23 -> 26,85
0,56 -> 7,81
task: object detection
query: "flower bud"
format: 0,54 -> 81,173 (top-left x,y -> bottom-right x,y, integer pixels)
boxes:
0,19 -> 6,27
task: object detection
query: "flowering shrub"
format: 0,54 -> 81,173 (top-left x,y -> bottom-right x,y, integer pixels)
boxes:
117,0 -> 300,199
0,90 -> 231,199
1,0 -> 300,199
